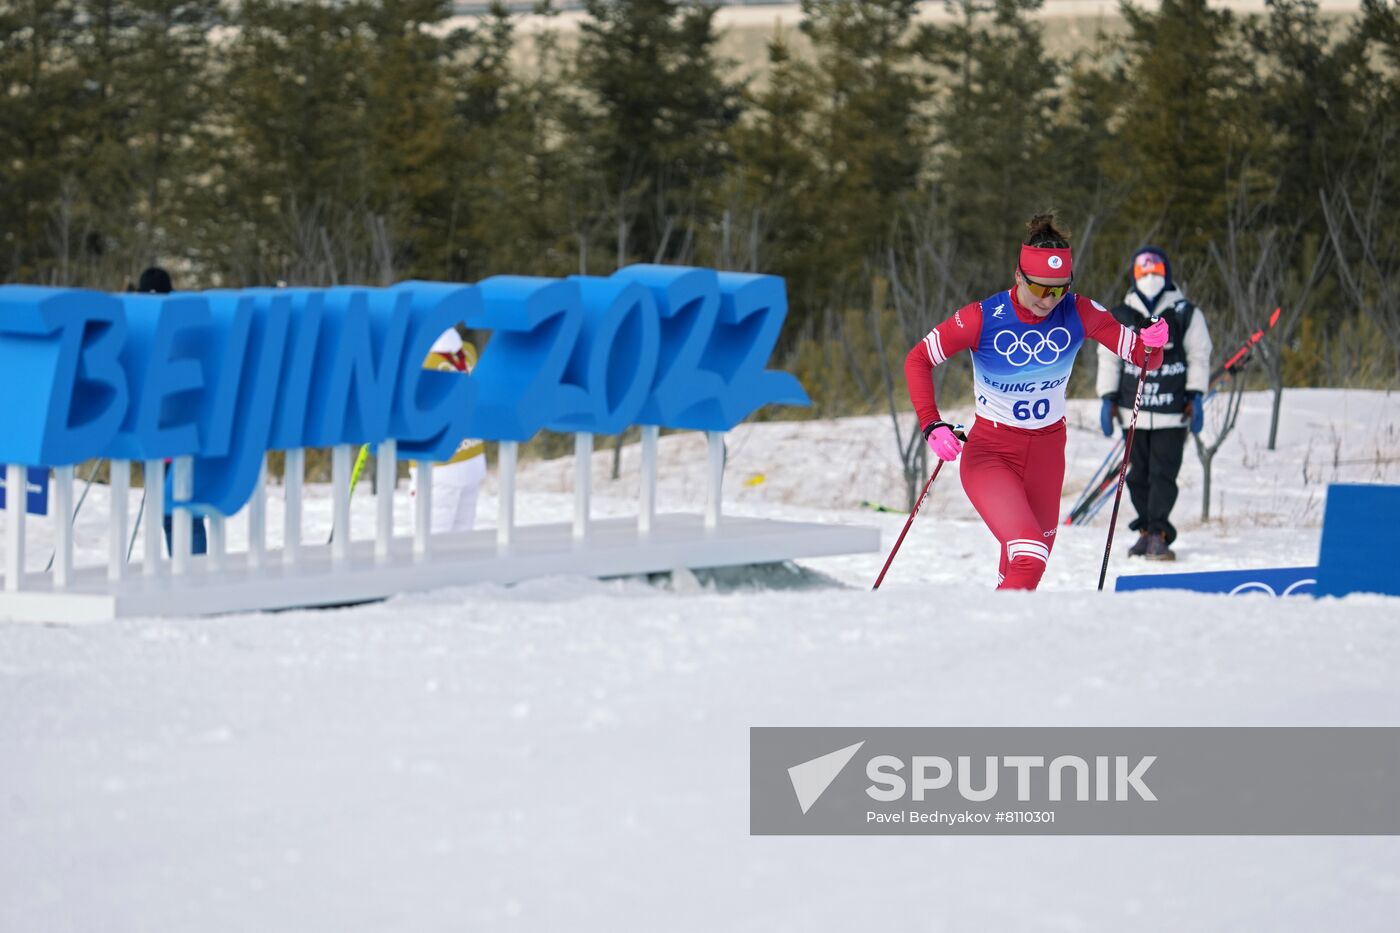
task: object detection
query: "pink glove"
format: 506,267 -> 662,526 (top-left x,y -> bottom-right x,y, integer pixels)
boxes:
1140,317 -> 1169,348
926,424 -> 963,462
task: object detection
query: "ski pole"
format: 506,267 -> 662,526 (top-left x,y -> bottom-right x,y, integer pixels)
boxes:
45,460 -> 102,572
1097,345 -> 1154,592
127,484 -> 147,563
872,462 -> 945,590
872,427 -> 965,590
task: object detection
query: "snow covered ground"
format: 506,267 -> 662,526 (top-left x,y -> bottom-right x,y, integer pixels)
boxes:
2,388 -> 1399,931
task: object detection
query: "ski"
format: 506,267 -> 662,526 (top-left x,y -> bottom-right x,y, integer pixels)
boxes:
327,444 -> 373,544
1210,306 -> 1280,385
348,443 -> 372,498
1063,438 -> 1125,525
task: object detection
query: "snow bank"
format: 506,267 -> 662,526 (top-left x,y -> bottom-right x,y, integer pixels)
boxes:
1,389 -> 1398,930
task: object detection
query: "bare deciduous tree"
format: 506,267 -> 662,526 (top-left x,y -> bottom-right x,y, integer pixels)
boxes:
1192,360 -> 1248,521
1321,162 -> 1400,381
1210,172 -> 1329,451
877,195 -> 970,511
272,201 -> 401,288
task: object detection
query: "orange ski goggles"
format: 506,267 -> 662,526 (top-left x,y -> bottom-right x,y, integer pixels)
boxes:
1134,253 -> 1167,280
1018,266 -> 1073,301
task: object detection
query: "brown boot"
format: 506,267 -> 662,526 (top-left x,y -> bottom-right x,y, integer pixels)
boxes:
1128,530 -> 1150,557
1144,532 -> 1176,561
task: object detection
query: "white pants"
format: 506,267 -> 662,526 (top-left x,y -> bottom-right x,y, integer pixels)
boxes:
411,455 -> 486,534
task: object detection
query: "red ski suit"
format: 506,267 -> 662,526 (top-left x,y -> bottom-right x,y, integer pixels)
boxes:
905,289 -> 1161,590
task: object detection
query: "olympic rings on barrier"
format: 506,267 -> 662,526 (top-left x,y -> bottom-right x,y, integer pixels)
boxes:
1228,579 -> 1317,597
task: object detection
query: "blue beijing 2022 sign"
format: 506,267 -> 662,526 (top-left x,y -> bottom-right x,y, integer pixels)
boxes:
0,265 -> 808,518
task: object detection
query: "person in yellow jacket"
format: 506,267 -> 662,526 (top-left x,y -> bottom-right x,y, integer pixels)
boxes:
410,327 -> 486,533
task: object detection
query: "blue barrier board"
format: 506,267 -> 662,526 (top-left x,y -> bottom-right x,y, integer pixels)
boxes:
1115,566 -> 1317,596
0,467 -> 49,516
1314,484 -> 1400,598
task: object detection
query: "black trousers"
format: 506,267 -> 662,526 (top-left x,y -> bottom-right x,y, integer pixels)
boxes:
162,513 -> 208,556
1125,426 -> 1187,544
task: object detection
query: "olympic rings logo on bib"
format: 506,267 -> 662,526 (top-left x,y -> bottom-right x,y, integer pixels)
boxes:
992,326 -> 1073,366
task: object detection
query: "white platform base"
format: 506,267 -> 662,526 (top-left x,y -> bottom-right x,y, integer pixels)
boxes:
0,514 -> 878,622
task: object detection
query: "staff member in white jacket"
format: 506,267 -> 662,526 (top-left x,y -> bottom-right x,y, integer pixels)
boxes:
410,328 -> 487,534
1096,246 -> 1212,561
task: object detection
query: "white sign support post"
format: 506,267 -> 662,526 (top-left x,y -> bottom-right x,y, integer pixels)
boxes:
171,456 -> 192,575
52,465 -> 73,588
247,456 -> 266,570
705,431 -> 724,529
376,441 -> 396,563
639,425 -> 657,537
414,462 -> 432,560
497,442 -> 516,552
108,460 -> 129,582
284,448 -> 303,568
5,464 -> 25,592
574,433 -> 591,542
142,459 -> 164,576
331,444 -> 351,564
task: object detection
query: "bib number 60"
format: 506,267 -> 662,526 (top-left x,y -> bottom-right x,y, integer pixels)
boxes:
1012,398 -> 1051,421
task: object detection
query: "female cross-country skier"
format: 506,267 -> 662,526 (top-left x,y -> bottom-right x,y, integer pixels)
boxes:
903,213 -> 1168,590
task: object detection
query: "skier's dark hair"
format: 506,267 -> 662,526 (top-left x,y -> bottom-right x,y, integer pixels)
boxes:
1023,212 -> 1070,249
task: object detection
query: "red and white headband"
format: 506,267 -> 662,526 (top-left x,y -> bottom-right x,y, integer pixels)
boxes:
1020,244 -> 1072,279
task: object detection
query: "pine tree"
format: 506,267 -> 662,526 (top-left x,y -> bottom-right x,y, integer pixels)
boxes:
0,0 -> 86,283
62,0 -> 142,282
575,0 -> 742,266
444,3 -> 573,279
919,0 -> 1076,286
1109,0 -> 1251,256
797,0 -> 927,303
1245,0 -> 1380,227
217,0 -> 372,285
358,0 -> 463,281
722,33 -> 821,280
120,0 -> 223,278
